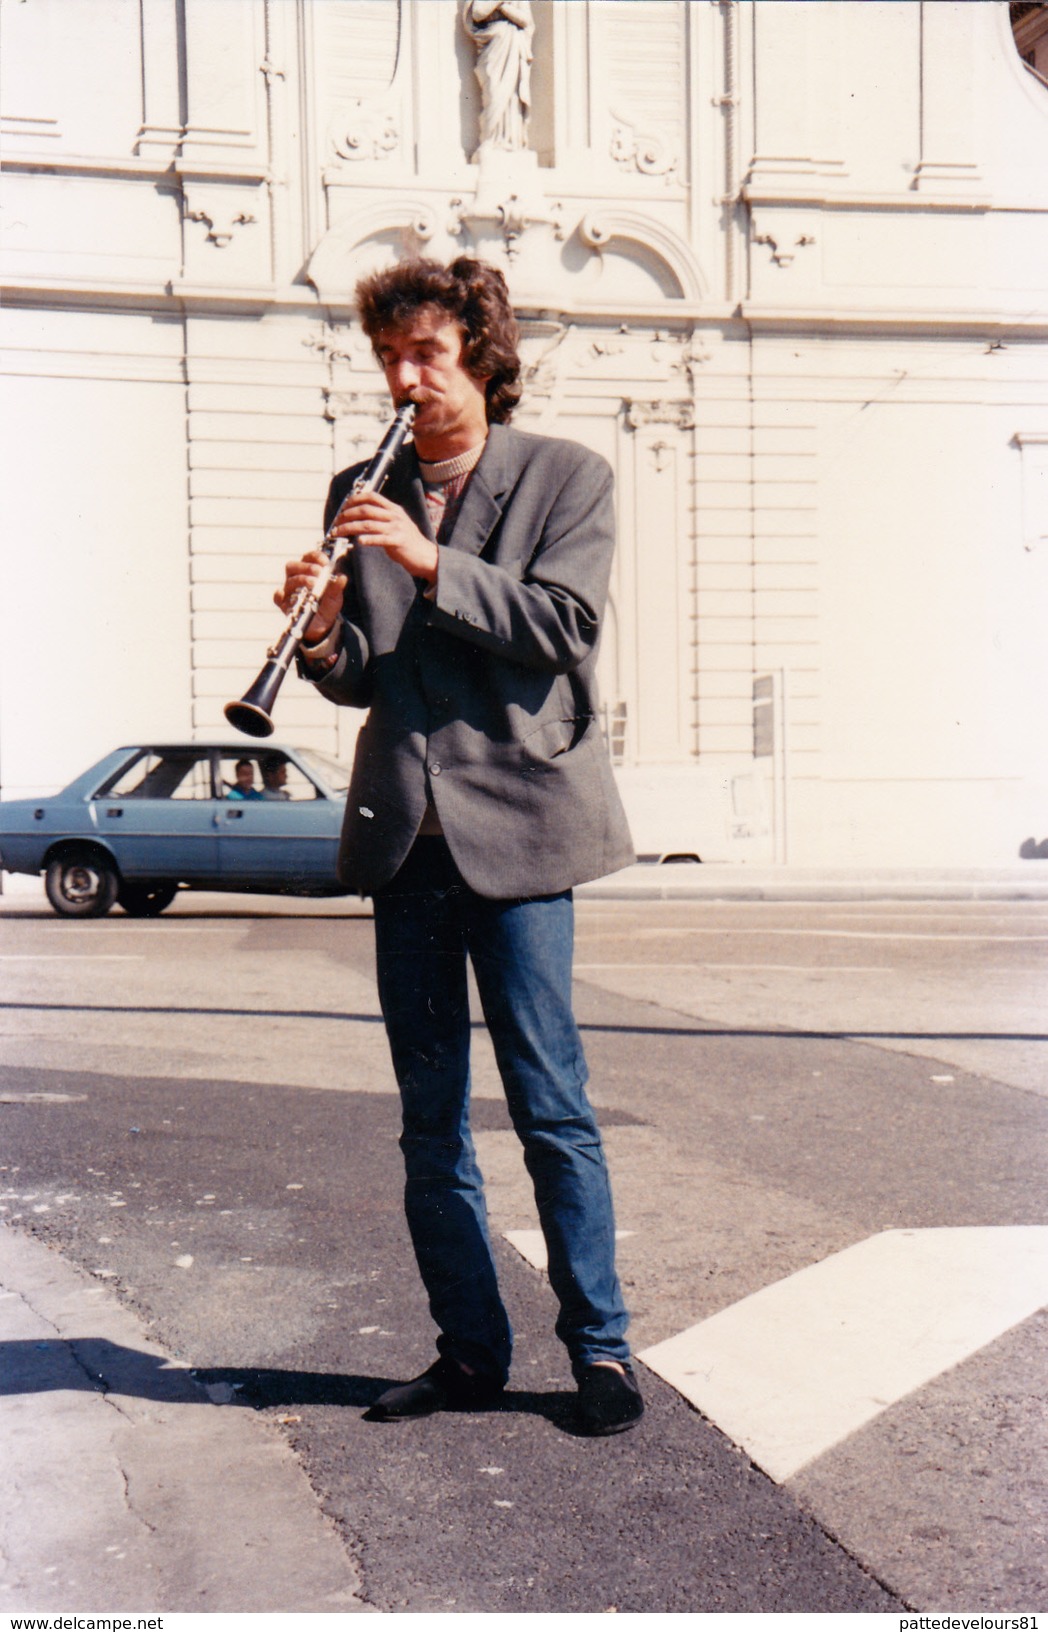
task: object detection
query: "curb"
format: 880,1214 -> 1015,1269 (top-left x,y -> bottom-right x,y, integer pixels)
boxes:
577,866 -> 1048,904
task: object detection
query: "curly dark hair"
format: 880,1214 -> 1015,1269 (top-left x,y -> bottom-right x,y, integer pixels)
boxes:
354,256 -> 522,425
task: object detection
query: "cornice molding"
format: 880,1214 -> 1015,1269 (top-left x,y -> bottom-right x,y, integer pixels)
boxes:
0,275 -> 313,318
10,159 -> 1036,220
1,153 -> 270,184
735,303 -> 1048,339
2,276 -> 1046,339
740,185 -> 995,214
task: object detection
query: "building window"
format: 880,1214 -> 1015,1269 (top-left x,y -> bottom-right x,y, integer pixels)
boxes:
1010,2 -> 1048,82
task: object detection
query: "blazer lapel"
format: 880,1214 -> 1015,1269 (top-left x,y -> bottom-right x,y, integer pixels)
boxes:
444,423 -> 517,559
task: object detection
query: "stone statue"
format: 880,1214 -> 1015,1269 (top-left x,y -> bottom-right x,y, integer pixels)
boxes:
462,1 -> 535,153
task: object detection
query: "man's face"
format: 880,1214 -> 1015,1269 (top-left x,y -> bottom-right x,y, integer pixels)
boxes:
373,305 -> 490,457
235,763 -> 254,790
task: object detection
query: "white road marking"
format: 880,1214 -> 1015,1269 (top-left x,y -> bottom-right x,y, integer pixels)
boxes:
0,926 -> 232,935
608,928 -> 1048,943
504,1228 -> 634,1273
0,954 -> 143,962
638,1226 -> 1048,1483
822,911 -> 1048,923
576,963 -> 716,971
575,963 -> 892,973
0,1092 -> 88,1104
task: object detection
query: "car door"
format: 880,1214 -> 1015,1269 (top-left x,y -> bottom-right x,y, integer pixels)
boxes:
215,750 -> 342,889
91,748 -> 221,880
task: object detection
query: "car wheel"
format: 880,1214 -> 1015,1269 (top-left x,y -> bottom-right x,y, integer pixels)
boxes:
117,880 -> 178,917
45,850 -> 119,918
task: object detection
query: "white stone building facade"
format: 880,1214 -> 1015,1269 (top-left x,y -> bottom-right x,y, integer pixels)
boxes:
2,0 -> 1047,866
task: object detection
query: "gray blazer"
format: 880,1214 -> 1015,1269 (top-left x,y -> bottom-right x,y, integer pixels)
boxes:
309,421 -> 635,898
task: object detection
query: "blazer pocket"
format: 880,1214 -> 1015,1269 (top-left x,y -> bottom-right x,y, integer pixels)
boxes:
521,715 -> 594,765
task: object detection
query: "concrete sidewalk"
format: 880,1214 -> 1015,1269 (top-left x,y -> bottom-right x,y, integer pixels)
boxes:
0,1224 -> 371,1614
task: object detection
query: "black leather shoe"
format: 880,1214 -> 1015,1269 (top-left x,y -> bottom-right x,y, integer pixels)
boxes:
577,1362 -> 644,1436
364,1356 -> 504,1422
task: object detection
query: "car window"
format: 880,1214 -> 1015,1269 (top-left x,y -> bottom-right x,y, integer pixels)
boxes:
219,753 -> 322,802
96,751 -> 215,801
294,747 -> 352,796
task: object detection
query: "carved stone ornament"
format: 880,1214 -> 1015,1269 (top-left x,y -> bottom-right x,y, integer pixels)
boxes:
623,398 -> 696,432
751,217 -> 817,268
661,331 -> 711,385
518,322 -> 573,406
497,193 -> 532,259
302,329 -> 357,367
449,188 -> 563,261
585,336 -> 628,365
610,114 -> 679,181
183,191 -> 257,248
331,99 -> 399,163
323,389 -> 395,426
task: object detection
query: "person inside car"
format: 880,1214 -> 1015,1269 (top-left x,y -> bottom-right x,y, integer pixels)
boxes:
227,759 -> 264,801
261,755 -> 291,800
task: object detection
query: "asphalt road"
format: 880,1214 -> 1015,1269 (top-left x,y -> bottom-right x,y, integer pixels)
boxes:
1,885 -> 1045,1612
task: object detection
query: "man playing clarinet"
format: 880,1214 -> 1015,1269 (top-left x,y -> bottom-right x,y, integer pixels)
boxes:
276,255 -> 643,1436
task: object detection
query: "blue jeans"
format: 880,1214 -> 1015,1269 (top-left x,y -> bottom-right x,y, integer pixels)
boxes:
372,836 -> 631,1385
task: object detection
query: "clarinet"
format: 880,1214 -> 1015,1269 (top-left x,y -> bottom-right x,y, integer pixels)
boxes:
224,401 -> 416,738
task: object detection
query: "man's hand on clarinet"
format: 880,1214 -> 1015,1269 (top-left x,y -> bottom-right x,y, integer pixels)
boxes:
277,490 -> 439,645
329,491 -> 439,585
275,550 -> 347,646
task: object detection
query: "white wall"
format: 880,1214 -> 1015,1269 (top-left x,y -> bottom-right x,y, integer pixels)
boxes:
0,312 -> 191,798
2,0 -> 1047,864
815,361 -> 1048,864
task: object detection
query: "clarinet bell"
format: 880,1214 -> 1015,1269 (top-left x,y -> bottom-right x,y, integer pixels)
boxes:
223,658 -> 286,737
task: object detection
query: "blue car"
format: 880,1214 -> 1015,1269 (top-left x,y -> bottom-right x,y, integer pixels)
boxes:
0,742 -> 352,917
